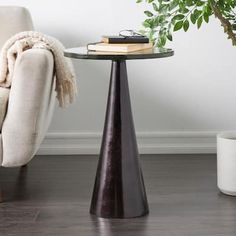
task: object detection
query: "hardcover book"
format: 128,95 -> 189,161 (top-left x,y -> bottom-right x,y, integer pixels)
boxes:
102,36 -> 149,44
87,42 -> 153,53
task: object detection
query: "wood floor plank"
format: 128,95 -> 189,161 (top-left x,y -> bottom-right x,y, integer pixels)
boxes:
0,154 -> 236,235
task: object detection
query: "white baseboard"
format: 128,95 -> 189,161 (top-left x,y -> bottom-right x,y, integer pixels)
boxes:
37,131 -> 218,155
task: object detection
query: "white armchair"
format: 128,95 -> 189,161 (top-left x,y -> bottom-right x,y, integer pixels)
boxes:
0,6 -> 56,167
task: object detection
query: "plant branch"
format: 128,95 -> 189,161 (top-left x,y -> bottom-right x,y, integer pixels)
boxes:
210,1 -> 236,46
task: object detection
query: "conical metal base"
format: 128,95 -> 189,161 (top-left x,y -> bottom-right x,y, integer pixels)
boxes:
90,60 -> 149,218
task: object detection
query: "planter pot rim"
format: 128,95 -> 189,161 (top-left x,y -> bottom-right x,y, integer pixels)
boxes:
217,132 -> 236,140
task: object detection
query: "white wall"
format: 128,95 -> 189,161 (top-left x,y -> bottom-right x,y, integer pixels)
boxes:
1,0 -> 236,154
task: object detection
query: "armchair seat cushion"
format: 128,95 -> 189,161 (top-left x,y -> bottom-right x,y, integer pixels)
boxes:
0,87 -> 9,130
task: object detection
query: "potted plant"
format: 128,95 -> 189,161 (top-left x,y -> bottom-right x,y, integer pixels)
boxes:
137,0 -> 236,196
136,0 -> 236,47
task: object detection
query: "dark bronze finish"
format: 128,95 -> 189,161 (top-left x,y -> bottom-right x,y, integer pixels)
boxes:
64,47 -> 174,218
90,61 -> 149,218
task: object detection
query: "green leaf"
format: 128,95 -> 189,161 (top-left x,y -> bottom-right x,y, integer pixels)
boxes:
143,21 -> 151,28
158,15 -> 166,24
205,4 -> 212,15
186,0 -> 194,7
153,17 -> 160,27
174,20 -> 183,31
194,9 -> 202,19
152,2 -> 158,11
183,20 -> 190,32
179,7 -> 190,14
144,10 -> 153,17
147,0 -> 154,3
167,33 -> 173,41
157,35 -> 167,48
197,16 -> 203,29
160,35 -> 167,46
169,0 -> 179,11
172,14 -> 185,21
136,0 -> 143,3
190,13 -> 197,24
203,12 -> 209,23
196,1 -> 205,6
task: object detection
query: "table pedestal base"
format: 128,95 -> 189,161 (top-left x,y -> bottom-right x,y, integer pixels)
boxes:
90,60 -> 149,218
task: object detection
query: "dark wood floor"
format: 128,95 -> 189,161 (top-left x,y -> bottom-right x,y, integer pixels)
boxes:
0,154 -> 236,235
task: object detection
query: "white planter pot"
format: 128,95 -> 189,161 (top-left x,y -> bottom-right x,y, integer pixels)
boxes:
217,132 -> 236,196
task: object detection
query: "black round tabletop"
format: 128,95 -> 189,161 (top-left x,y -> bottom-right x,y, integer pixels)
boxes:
64,46 -> 174,60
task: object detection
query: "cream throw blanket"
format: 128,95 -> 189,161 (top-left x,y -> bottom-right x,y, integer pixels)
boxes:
0,31 -> 77,107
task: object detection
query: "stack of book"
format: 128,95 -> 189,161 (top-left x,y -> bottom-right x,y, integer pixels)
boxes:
88,36 -> 153,53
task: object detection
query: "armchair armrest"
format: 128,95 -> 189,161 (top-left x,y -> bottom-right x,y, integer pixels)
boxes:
1,49 -> 56,167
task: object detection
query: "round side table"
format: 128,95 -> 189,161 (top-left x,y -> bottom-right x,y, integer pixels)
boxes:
64,47 -> 174,218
